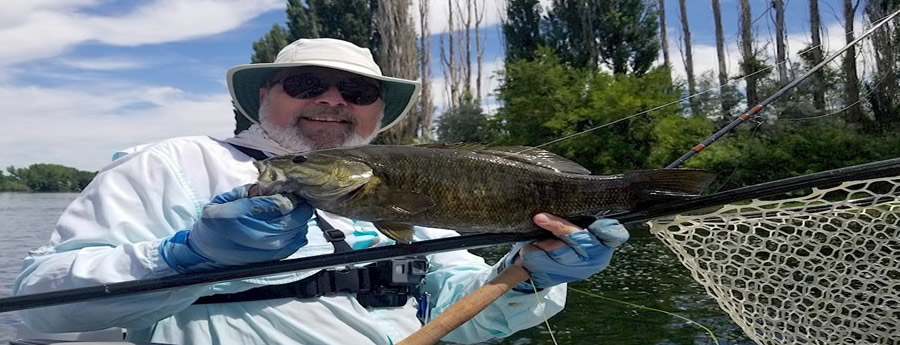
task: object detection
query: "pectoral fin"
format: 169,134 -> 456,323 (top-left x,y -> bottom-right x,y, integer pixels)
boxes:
374,221 -> 416,244
382,190 -> 436,215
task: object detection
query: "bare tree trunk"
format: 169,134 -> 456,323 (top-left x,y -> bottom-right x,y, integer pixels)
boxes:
866,0 -> 898,128
377,0 -> 419,142
809,0 -> 826,112
581,0 -> 598,68
842,0 -> 862,124
711,0 -> 729,114
678,0 -> 698,117
456,0 -> 473,99
658,0 -> 671,69
474,0 -> 485,104
447,0 -> 458,107
739,0 -> 759,106
419,0 -> 434,140
774,0 -> 788,85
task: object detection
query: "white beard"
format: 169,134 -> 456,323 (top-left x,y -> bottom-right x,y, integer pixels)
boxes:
258,97 -> 380,152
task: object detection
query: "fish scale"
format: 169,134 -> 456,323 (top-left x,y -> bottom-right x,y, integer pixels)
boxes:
254,145 -> 717,242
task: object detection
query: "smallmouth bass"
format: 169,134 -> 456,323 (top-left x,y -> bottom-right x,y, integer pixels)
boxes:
253,144 -> 716,243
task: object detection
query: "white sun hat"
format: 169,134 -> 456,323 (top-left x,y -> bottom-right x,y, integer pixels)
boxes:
227,38 -> 421,133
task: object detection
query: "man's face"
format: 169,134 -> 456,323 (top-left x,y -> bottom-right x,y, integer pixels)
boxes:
258,66 -> 385,151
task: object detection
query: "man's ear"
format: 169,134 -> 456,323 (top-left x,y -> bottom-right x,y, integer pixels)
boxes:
259,87 -> 267,104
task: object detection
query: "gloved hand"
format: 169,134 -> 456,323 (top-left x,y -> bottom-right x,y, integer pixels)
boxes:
159,184 -> 314,273
499,215 -> 629,292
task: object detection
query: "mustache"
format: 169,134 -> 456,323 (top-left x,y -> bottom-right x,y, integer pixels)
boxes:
292,105 -> 356,125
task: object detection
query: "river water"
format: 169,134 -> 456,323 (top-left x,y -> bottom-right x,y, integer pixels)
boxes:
0,193 -> 756,344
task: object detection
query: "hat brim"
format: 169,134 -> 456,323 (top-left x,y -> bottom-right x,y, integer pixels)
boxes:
227,62 -> 421,133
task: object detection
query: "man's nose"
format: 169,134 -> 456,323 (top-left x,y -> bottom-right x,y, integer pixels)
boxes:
314,86 -> 346,106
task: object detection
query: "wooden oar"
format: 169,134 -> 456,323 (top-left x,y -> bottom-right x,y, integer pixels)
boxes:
397,265 -> 531,345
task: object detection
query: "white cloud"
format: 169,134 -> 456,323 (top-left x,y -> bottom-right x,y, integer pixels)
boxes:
666,19 -> 865,95
0,0 -> 284,66
58,56 -> 151,71
413,0 -> 552,35
0,83 -> 234,171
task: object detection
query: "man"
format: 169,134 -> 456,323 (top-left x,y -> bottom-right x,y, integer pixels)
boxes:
14,38 -> 628,345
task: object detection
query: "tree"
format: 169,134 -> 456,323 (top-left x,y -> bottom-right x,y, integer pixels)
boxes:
493,48 -> 688,173
864,0 -> 899,130
842,0 -> 863,124
286,0 -> 379,55
808,0 -> 827,112
502,0 -> 544,62
3,164 -> 96,192
677,0 -> 698,117
710,0 -> 734,115
436,98 -> 495,143
773,0 -> 789,85
739,0 -> 760,106
658,0 -> 670,69
545,0 -> 660,75
375,0 -> 420,144
418,0 -> 435,140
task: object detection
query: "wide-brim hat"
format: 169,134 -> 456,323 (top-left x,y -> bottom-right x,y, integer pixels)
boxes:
227,38 -> 421,133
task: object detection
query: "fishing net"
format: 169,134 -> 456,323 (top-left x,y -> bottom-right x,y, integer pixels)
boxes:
649,174 -> 900,344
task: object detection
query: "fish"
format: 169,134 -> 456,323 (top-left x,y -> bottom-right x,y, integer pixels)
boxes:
252,144 -> 716,243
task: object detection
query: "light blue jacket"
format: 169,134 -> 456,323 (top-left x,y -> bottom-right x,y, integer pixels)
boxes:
13,135 -> 566,345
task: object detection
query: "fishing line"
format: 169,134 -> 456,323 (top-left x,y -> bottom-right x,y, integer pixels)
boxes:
528,27 -> 866,152
568,287 -> 720,344
780,60 -> 892,122
528,9 -> 898,153
527,277 -> 560,345
666,7 -> 900,168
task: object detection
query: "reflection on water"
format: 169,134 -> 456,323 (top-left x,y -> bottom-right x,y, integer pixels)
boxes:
464,231 -> 756,345
0,193 -> 79,342
0,193 -> 757,344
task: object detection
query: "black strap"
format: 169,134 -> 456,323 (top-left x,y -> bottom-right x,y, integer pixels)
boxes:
230,143 -> 269,160
315,211 -> 352,253
193,267 -> 372,305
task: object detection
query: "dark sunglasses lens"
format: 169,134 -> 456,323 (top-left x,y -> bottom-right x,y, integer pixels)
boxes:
339,80 -> 381,105
281,75 -> 326,99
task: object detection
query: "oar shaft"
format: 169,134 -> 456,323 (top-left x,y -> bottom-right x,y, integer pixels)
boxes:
397,265 -> 531,345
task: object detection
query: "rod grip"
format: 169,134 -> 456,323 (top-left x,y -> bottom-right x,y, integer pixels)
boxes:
396,265 -> 531,345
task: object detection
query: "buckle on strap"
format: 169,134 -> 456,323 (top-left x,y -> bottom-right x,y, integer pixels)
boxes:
324,229 -> 346,242
294,267 -> 372,298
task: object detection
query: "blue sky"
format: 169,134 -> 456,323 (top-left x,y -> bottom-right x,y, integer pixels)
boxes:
0,0 -> 858,171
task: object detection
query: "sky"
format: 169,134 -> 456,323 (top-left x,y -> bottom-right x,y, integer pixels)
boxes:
0,0 -> 862,172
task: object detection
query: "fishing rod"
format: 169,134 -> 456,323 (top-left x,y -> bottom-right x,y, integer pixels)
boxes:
3,156 -> 899,314
665,7 -> 900,169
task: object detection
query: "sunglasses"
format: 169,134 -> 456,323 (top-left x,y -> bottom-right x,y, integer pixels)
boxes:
273,73 -> 382,106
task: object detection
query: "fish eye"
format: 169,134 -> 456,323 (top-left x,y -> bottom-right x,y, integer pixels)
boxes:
292,155 -> 308,163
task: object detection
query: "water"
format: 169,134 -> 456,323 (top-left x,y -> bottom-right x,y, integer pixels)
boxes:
0,193 -> 756,344
0,193 -> 78,342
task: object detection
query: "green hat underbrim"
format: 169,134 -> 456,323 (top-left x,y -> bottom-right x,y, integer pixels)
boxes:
227,63 -> 421,133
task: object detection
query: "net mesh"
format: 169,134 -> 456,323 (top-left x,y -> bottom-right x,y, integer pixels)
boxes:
649,175 -> 900,344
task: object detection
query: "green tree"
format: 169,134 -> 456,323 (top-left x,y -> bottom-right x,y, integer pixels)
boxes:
251,0 -> 379,63
436,96 -> 495,143
3,164 -> 96,192
502,0 -> 545,62
493,48 -> 686,173
251,24 -> 291,63
545,0 -> 659,75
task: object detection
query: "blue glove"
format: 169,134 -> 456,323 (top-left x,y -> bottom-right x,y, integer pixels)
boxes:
159,184 -> 314,273
500,218 -> 629,292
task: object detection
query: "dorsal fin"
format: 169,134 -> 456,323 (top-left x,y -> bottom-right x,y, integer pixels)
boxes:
414,143 -> 591,174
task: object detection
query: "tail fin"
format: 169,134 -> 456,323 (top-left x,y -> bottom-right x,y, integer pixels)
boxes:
624,169 -> 717,204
